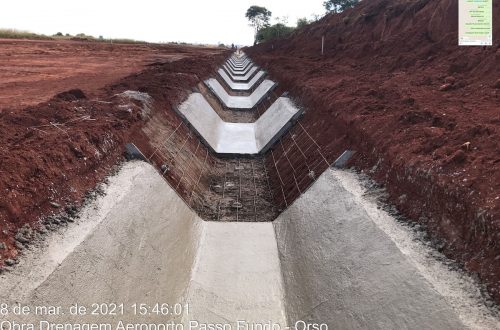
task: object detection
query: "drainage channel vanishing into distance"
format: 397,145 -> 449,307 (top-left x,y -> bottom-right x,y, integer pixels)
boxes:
144,52 -> 338,222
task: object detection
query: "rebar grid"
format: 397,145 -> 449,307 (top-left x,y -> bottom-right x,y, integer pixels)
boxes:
146,119 -> 276,222
266,120 -> 334,209
215,158 -> 277,222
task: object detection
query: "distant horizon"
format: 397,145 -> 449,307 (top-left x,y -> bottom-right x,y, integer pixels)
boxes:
0,1 -> 325,46
0,28 -> 234,46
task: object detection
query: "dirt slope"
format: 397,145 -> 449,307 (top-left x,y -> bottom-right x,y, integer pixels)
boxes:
247,0 -> 500,303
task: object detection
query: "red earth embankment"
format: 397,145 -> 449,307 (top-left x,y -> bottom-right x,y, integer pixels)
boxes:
0,41 -> 229,263
247,0 -> 500,302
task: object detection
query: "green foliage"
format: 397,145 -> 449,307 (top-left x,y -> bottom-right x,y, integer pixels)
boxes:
323,0 -> 359,13
0,28 -> 146,44
0,28 -> 52,40
256,23 -> 295,43
245,5 -> 272,42
297,17 -> 310,28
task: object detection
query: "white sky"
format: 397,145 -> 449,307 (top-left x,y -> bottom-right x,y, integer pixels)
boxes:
0,1 -> 325,46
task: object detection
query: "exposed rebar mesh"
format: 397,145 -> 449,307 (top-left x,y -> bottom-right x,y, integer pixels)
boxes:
147,119 -> 277,222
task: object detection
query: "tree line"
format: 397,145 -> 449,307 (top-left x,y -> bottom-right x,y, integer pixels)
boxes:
246,0 -> 360,44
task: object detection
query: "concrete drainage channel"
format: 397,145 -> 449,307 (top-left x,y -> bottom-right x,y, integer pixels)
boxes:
147,52 -> 310,223
1,53 -> 499,329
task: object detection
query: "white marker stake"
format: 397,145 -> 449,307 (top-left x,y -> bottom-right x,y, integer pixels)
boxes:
321,35 -> 325,55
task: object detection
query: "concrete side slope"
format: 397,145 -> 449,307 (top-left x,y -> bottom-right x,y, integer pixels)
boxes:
273,168 -> 471,329
0,161 -> 286,325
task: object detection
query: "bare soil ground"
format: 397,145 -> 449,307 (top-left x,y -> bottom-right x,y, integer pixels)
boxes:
0,39 -> 212,111
246,0 -> 500,303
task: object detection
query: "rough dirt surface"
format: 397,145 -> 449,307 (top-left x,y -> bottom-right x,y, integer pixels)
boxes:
0,39 -> 207,111
247,0 -> 500,303
0,39 -> 228,263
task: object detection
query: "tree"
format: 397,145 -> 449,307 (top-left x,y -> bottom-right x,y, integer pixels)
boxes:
245,5 -> 272,43
256,23 -> 295,43
297,18 -> 310,28
323,0 -> 359,13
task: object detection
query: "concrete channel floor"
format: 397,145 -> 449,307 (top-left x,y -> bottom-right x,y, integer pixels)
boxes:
0,162 -> 497,328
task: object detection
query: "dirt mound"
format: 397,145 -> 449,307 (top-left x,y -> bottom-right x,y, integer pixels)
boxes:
247,0 -> 500,303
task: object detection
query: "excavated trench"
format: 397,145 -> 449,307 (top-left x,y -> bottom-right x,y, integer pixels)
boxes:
1,53 -> 498,329
138,53 -> 339,223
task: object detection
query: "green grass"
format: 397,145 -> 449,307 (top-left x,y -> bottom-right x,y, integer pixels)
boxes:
0,29 -> 148,44
0,28 -> 220,47
0,28 -> 53,40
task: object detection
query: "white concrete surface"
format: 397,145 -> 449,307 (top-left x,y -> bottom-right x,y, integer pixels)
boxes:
229,55 -> 247,61
0,161 -> 497,328
0,161 -> 287,325
227,64 -> 253,74
228,57 -> 249,65
228,57 -> 250,67
223,65 -> 259,81
224,63 -> 255,76
206,77 -> 275,109
186,222 -> 287,324
227,60 -> 252,71
218,69 -> 266,91
177,93 -> 300,154
273,168 -> 500,329
230,57 -> 247,64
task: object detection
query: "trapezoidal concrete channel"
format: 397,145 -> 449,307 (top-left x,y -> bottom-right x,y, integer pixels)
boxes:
0,53 -> 498,330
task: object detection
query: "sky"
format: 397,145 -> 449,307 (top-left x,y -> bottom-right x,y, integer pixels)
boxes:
0,0 -> 326,46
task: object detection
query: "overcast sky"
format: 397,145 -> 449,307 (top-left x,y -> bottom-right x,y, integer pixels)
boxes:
0,0 -> 326,46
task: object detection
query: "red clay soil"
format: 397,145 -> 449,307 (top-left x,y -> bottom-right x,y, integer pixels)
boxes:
0,39 -> 215,111
247,0 -> 500,302
0,40 -> 228,264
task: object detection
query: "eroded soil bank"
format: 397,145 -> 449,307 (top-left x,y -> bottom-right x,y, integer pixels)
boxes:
246,0 -> 500,303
